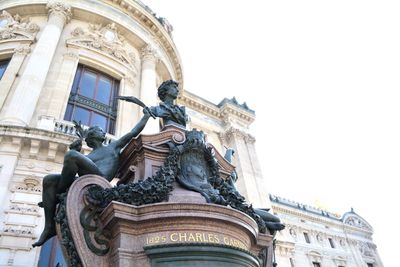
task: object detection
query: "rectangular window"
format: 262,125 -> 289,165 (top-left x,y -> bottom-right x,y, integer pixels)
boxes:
367,264 -> 373,267
328,238 -> 335,248
0,59 -> 10,80
64,65 -> 119,134
312,262 -> 321,267
304,232 -> 311,243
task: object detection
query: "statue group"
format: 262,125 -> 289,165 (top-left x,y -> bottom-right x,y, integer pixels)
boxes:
33,80 -> 284,267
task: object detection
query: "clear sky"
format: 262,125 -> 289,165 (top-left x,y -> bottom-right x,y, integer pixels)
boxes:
143,1 -> 398,265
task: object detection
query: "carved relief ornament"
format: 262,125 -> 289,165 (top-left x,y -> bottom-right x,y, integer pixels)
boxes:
46,1 -> 72,23
220,127 -> 256,145
141,44 -> 159,62
0,10 -> 39,42
67,23 -> 138,74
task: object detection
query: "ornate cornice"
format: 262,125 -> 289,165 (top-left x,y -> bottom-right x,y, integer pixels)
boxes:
102,0 -> 183,87
0,10 -> 39,42
46,1 -> 72,23
178,91 -> 255,125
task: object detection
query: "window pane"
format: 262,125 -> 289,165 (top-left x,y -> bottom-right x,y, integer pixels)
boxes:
73,107 -> 90,126
96,77 -> 112,104
91,112 -> 107,131
0,60 -> 9,79
79,71 -> 96,98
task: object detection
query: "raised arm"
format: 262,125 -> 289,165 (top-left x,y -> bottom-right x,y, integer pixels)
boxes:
114,109 -> 152,150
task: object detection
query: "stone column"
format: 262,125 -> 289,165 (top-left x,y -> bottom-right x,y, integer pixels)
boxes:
0,45 -> 31,110
0,1 -> 72,126
140,44 -> 159,134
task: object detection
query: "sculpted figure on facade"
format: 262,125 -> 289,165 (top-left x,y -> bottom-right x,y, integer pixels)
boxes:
32,110 -> 152,247
0,10 -> 39,41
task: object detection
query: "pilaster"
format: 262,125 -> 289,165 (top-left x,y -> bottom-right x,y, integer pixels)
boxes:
0,1 -> 72,126
140,44 -> 159,133
0,45 -> 31,110
220,127 -> 269,208
38,50 -> 79,130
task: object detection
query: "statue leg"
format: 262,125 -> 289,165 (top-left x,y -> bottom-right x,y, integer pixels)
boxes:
58,150 -> 103,190
33,151 -> 102,247
32,174 -> 60,247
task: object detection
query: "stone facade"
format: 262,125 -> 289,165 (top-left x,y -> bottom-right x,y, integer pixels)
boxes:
0,1 -> 268,265
0,1 -> 382,267
271,195 -> 384,267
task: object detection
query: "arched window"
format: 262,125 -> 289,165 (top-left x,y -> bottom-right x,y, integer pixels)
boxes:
0,59 -> 9,79
64,64 -> 119,134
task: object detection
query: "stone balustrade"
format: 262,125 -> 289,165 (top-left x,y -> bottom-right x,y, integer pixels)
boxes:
54,120 -> 116,144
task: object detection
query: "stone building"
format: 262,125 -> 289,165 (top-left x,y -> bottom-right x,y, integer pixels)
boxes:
271,195 -> 384,267
0,1 -> 265,266
0,0 -> 383,266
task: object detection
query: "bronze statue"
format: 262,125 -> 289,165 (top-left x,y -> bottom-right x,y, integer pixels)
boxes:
32,109 -> 152,247
118,80 -> 188,128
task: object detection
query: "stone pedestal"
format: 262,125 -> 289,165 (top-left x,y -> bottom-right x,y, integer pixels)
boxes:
57,126 -> 275,267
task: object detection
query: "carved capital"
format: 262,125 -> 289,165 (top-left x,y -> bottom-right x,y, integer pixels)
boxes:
63,50 -> 79,60
222,127 -> 255,144
124,74 -> 136,86
47,1 -> 72,24
13,45 -> 31,55
140,44 -> 158,62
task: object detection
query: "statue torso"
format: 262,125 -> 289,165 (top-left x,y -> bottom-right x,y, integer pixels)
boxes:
87,144 -> 119,180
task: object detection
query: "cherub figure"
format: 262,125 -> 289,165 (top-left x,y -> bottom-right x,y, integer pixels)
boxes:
33,109 -> 152,247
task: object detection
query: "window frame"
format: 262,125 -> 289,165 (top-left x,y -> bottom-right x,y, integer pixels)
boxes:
64,64 -> 119,134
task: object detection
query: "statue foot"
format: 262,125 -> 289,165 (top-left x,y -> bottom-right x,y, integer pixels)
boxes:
265,222 -> 285,231
32,227 -> 56,247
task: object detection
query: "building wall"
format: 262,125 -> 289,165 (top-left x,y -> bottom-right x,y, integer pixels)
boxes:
271,195 -> 384,267
0,1 -> 383,267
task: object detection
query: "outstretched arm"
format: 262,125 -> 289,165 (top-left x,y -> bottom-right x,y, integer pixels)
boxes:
114,109 -> 152,150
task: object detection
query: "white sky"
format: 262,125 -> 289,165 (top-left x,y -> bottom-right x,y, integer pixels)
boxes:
144,1 -> 398,265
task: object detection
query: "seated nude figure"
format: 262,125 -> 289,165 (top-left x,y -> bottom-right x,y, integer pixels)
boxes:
33,109 -> 151,247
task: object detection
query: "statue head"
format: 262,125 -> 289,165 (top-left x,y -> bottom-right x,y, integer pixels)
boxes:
85,126 -> 106,148
157,80 -> 179,101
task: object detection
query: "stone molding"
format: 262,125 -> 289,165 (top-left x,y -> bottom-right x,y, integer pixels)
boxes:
67,23 -> 138,75
46,1 -> 72,23
13,44 -> 31,55
0,10 -> 39,42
